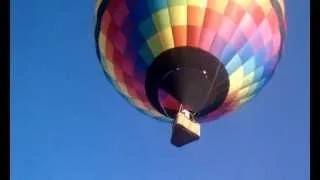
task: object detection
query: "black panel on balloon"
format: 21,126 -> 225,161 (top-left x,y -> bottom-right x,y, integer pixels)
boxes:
145,47 -> 230,121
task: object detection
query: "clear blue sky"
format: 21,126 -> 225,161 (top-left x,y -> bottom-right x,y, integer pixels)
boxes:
10,0 -> 309,180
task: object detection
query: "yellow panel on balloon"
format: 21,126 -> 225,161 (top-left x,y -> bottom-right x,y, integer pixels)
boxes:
228,66 -> 245,94
134,100 -> 147,111
236,82 -> 259,98
238,95 -> 254,106
118,82 -> 130,97
241,71 -> 256,88
187,0 -> 207,7
157,28 -> 175,51
104,59 -> 116,81
98,33 -> 106,57
95,0 -> 103,14
169,5 -> 187,26
207,0 -> 229,14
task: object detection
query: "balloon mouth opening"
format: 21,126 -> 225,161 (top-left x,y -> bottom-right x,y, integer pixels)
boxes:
145,47 -> 230,122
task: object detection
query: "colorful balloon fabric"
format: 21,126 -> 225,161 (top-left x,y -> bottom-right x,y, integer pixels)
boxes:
95,0 -> 287,123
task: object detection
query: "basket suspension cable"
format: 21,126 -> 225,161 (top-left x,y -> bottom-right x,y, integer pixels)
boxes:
195,63 -> 223,118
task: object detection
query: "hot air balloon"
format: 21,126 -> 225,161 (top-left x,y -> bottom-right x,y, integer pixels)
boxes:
94,0 -> 287,147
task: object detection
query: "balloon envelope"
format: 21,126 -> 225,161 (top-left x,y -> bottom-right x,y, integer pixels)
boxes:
95,0 -> 286,123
